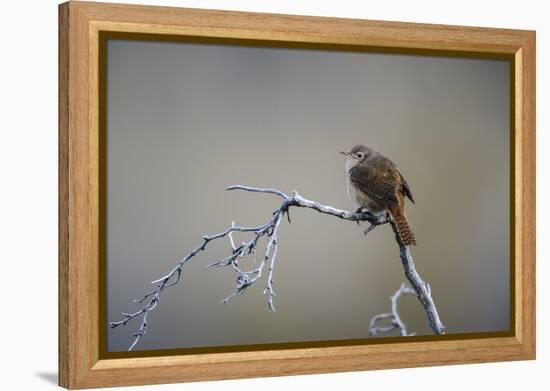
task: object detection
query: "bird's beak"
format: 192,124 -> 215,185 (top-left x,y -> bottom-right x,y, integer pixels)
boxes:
340,151 -> 351,157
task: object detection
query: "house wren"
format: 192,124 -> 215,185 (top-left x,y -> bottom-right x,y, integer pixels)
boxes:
341,144 -> 417,246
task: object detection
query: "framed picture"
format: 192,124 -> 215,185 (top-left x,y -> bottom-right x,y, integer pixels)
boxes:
58,1 -> 535,389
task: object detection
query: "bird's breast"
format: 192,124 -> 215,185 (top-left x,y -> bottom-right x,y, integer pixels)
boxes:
345,170 -> 385,214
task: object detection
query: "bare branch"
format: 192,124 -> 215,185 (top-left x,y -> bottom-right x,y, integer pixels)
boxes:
369,283 -> 416,336
226,185 -> 289,199
392,234 -> 446,335
109,185 -> 444,351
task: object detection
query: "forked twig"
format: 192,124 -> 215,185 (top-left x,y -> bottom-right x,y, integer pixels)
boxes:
369,283 -> 416,336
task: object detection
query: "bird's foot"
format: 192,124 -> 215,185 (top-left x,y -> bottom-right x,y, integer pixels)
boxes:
354,207 -> 366,225
355,207 -> 370,226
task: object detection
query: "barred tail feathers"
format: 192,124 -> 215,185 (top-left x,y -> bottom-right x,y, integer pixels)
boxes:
388,206 -> 417,246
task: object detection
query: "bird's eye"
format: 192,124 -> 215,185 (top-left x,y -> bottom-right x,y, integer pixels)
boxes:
356,152 -> 363,159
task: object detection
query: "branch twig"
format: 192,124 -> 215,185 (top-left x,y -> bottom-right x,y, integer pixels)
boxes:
109,185 -> 444,351
391,231 -> 445,335
369,283 -> 416,336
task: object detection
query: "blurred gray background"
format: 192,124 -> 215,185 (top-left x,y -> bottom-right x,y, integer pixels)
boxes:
106,39 -> 510,352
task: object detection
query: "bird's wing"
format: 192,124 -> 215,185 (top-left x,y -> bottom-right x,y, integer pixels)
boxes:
349,160 -> 400,206
396,167 -> 415,204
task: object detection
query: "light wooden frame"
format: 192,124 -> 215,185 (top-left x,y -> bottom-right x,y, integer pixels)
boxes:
58,1 -> 536,389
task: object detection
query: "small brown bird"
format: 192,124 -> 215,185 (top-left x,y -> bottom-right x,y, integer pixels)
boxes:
340,144 -> 417,246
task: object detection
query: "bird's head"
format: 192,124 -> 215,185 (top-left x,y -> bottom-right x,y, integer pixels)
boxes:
340,144 -> 372,167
